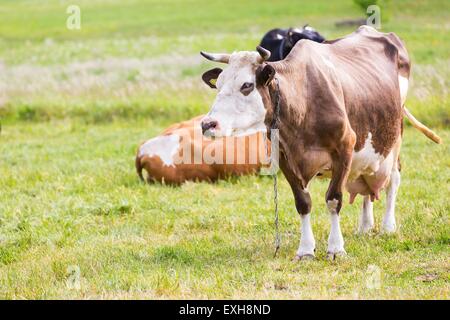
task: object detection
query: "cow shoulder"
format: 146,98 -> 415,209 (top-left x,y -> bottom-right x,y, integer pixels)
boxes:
290,44 -> 348,148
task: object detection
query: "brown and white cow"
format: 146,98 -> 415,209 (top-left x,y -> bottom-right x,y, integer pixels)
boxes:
136,115 -> 270,184
199,26 -> 441,259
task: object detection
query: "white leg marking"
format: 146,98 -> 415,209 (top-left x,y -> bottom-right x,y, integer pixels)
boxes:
296,213 -> 316,259
358,195 -> 374,234
382,167 -> 401,233
327,200 -> 346,258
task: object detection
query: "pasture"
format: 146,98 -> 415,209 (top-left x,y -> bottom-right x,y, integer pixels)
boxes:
0,0 -> 449,299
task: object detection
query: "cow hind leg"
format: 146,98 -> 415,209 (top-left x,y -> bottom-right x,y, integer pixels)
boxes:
358,195 -> 374,234
382,164 -> 401,233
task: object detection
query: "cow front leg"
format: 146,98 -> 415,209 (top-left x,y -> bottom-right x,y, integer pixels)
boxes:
280,160 -> 315,260
358,195 -> 374,234
326,199 -> 346,259
326,133 -> 355,259
382,165 -> 401,233
295,190 -> 315,260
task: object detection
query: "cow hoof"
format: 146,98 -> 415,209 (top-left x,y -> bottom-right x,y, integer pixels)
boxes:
293,254 -> 315,261
326,250 -> 347,261
381,222 -> 396,234
358,224 -> 374,235
357,229 -> 374,235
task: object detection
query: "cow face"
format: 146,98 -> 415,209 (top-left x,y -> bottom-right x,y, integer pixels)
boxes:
200,47 -> 275,137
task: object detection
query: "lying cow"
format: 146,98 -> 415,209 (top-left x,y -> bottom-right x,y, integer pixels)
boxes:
136,115 -> 269,184
200,26 -> 441,259
259,25 -> 325,61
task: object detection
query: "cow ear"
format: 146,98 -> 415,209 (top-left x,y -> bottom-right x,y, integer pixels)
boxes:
257,64 -> 276,87
202,68 -> 222,89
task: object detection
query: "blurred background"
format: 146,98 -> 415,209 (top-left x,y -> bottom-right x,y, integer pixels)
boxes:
0,0 -> 448,126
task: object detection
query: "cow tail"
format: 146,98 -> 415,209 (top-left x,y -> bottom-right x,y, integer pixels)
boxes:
135,154 -> 145,182
403,107 -> 442,144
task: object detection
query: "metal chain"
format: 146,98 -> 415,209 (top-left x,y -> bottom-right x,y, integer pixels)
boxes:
273,168 -> 280,257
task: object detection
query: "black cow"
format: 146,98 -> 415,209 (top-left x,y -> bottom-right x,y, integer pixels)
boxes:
259,25 -> 325,61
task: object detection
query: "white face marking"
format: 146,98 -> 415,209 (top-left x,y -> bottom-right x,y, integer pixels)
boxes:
350,132 -> 384,180
297,213 -> 316,257
206,51 -> 266,137
398,75 -> 409,106
139,134 -> 180,167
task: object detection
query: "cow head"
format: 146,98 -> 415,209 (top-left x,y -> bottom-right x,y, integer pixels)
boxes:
200,46 -> 275,137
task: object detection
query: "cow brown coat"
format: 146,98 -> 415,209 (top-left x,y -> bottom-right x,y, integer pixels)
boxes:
257,26 -> 408,214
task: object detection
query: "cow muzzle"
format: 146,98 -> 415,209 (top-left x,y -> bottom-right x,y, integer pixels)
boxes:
201,117 -> 219,137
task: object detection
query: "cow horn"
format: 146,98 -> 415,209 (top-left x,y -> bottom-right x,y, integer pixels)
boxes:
200,51 -> 230,64
256,46 -> 271,62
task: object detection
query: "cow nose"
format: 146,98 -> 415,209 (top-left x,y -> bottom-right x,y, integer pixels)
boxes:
201,119 -> 218,134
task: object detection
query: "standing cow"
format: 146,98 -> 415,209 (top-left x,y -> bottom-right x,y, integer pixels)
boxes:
199,26 -> 441,259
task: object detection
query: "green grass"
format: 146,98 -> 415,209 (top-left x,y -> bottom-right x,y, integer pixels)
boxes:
0,0 -> 449,299
0,122 -> 448,299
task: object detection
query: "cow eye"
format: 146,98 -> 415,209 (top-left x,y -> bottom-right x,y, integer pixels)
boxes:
240,82 -> 254,96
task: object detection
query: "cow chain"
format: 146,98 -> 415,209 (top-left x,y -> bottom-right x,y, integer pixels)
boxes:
271,78 -> 281,258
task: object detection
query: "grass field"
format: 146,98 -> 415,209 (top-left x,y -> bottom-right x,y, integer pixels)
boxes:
0,0 -> 449,299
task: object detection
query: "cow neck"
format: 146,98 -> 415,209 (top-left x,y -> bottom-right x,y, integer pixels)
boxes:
269,77 -> 281,131
266,61 -> 290,131
267,72 -> 308,187
267,60 -> 306,137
